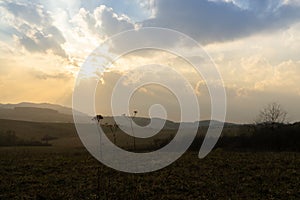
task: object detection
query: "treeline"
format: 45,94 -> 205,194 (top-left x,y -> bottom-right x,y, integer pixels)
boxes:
108,122 -> 300,153
190,123 -> 300,152
0,130 -> 51,147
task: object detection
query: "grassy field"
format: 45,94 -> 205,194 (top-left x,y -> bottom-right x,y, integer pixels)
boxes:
0,147 -> 299,199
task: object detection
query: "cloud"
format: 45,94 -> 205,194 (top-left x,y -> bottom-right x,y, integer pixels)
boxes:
32,70 -> 72,80
79,0 -> 154,21
0,1 -> 68,58
72,5 -> 135,38
142,0 -> 300,44
0,63 -> 74,106
220,0 -> 285,11
96,6 -> 135,36
94,69 -> 184,121
4,1 -> 50,26
17,26 -> 67,57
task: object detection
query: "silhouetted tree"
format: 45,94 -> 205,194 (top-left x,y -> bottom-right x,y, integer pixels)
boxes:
0,130 -> 17,146
256,102 -> 287,124
41,134 -> 57,144
93,115 -> 103,123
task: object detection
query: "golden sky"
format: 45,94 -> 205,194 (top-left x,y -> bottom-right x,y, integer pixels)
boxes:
1,0 -> 300,123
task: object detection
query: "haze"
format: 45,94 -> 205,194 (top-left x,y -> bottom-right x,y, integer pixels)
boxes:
1,0 -> 300,123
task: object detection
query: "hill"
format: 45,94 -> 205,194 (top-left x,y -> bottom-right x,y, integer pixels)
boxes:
0,119 -> 81,147
0,107 -> 74,123
0,102 -> 73,115
0,102 -> 236,128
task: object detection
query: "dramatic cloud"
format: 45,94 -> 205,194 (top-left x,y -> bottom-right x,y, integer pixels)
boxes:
0,1 -> 67,58
18,26 -> 67,57
142,0 -> 300,44
72,5 -> 135,38
1,0 -> 300,122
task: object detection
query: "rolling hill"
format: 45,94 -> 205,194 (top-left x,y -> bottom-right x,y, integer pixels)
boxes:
0,102 -> 73,115
0,119 -> 81,147
0,102 -> 236,127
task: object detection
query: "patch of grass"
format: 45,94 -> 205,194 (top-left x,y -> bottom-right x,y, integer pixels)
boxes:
0,147 -> 299,199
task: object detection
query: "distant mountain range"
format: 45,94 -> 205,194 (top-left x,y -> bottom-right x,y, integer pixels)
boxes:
0,102 -> 236,127
0,102 -> 73,115
0,102 -> 75,123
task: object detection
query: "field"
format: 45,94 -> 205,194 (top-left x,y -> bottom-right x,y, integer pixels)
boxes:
0,147 -> 299,199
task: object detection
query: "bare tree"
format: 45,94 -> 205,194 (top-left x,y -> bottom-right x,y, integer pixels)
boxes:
92,115 -> 103,123
256,102 -> 287,124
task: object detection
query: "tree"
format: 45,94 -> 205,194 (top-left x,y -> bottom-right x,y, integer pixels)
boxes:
92,115 -> 103,123
0,130 -> 17,146
256,102 -> 287,124
41,134 -> 57,144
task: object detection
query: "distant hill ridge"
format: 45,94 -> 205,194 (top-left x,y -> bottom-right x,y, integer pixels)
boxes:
0,102 -> 72,115
0,102 -> 237,127
14,107 -> 59,114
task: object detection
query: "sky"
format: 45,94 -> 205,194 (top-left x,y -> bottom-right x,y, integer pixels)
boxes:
1,0 -> 300,123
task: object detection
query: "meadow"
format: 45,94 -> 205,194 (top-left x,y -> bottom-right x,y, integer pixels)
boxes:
0,147 -> 299,199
